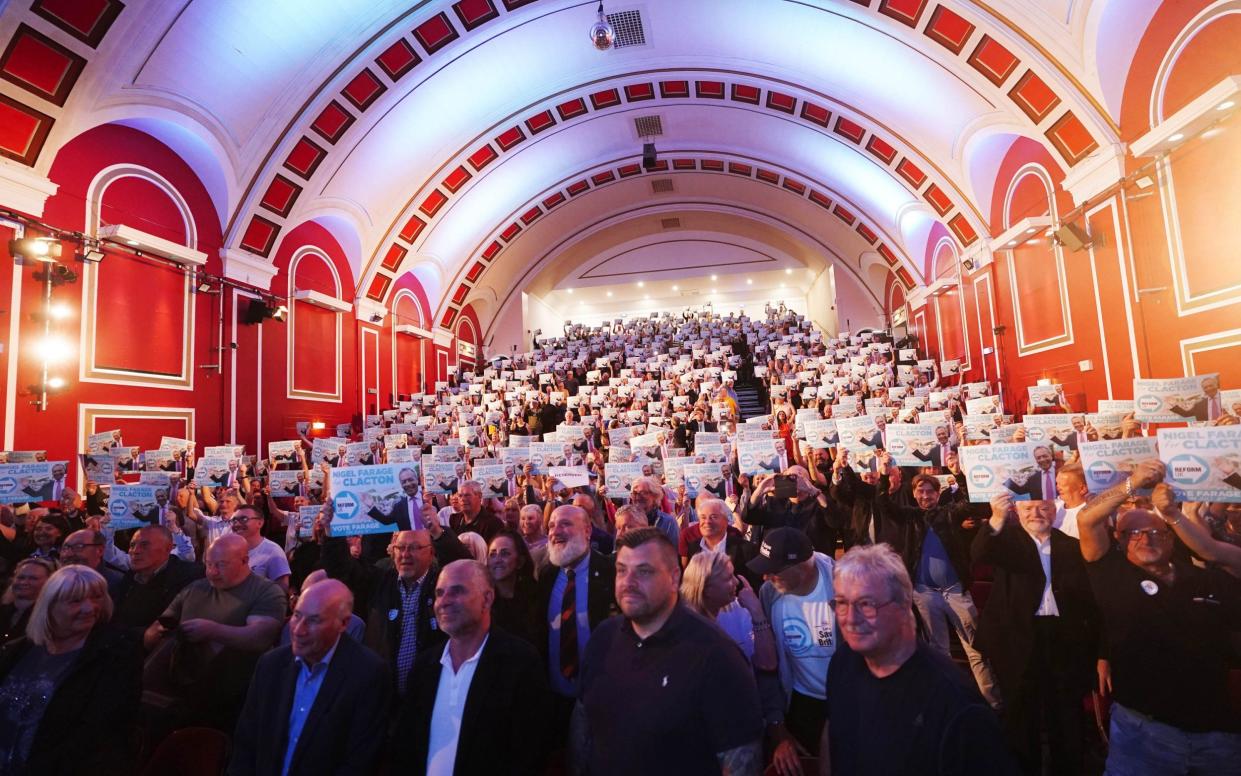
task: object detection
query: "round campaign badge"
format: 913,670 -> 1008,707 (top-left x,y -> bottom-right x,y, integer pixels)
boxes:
1140,580 -> 1159,596
388,608 -> 399,621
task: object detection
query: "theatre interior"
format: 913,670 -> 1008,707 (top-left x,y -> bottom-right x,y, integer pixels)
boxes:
0,0 -> 1238,772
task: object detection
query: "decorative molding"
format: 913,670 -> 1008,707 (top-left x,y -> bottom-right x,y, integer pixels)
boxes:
1131,75 -> 1241,157
1060,142 -> 1127,205
99,224 -> 207,266
989,216 -> 1053,253
355,297 -> 388,323
432,328 -> 454,348
221,247 -> 279,289
293,289 -> 352,313
0,160 -> 58,217
395,323 -> 432,338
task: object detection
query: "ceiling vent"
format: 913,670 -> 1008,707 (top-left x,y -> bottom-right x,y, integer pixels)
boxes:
651,179 -> 675,194
607,9 -> 646,48
634,114 -> 663,138
660,216 -> 681,229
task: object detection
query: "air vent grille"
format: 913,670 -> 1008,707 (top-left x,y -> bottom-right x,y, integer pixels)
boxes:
651,179 -> 674,194
660,216 -> 681,229
634,115 -> 663,138
607,10 -> 646,47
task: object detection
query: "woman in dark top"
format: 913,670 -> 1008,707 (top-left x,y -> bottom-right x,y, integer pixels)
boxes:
487,529 -> 540,646
0,565 -> 142,775
0,558 -> 55,645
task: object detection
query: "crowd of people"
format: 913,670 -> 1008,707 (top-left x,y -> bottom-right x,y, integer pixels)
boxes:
0,305 -> 1238,775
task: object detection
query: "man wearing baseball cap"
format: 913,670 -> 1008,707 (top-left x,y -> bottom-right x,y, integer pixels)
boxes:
750,526 -> 838,775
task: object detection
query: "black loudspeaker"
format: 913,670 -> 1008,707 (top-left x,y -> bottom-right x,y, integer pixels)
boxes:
241,298 -> 269,325
1053,222 -> 1091,251
642,142 -> 657,170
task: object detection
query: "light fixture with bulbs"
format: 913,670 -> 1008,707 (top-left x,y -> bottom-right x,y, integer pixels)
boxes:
8,237 -> 62,264
588,1 -> 614,50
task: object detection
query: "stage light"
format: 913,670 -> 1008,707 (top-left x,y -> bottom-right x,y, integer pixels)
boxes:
8,238 -> 62,263
588,1 -> 614,50
710,274 -> 718,281
637,281 -> 644,288
606,291 -> 613,297
46,376 -> 65,389
34,337 -> 72,363
273,305 -> 288,322
48,304 -> 71,320
311,421 -> 326,431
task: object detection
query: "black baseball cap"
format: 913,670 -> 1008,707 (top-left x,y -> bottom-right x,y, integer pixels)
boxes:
747,527 -> 813,576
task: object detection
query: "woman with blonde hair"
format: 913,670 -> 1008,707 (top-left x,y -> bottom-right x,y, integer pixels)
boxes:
680,552 -> 777,671
0,565 -> 142,774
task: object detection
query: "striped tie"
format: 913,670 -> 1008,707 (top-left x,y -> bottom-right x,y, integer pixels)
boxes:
560,569 -> 578,680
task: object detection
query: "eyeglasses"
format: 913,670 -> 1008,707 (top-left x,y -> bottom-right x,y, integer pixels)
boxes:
828,598 -> 899,620
230,516 -> 254,525
391,544 -> 432,554
62,542 -> 103,551
1120,528 -> 1171,541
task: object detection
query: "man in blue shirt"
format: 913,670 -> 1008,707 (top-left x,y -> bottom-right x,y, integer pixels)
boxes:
229,580 -> 389,776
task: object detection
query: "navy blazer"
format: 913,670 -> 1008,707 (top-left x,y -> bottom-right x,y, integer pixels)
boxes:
228,634 -> 390,776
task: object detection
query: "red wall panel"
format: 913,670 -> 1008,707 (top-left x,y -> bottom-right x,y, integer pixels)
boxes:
91,251 -> 186,375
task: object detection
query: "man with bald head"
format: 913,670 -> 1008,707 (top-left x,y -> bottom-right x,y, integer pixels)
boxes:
1077,460 -> 1241,774
230,579 -> 389,776
112,524 -> 204,633
401,560 -> 551,774
536,504 -> 616,737
319,503 -> 470,697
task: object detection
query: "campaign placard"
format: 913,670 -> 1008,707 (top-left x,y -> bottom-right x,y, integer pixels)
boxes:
80,452 -> 116,483
0,461 -> 67,503
1222,389 -> 1241,419
604,462 -> 644,498
965,395 -> 1002,416
1022,414 -> 1082,453
548,466 -> 590,489
106,484 -> 160,529
529,441 -> 570,474
1079,438 -> 1159,493
329,463 -> 418,536
471,463 -> 510,500
268,440 -> 302,466
736,439 -> 782,477
110,446 -> 140,473
344,442 -> 375,467
836,415 -> 882,453
87,430 -> 122,454
803,419 -> 839,450
687,462 -> 731,499
1157,426 -> 1241,502
1028,385 -> 1064,409
386,446 -> 415,463
661,457 -> 692,490
883,424 -> 938,467
958,443 -> 1039,503
1133,374 -> 1218,423
424,461 -> 466,494
269,470 -> 307,498
297,505 -> 321,540
1086,413 -> 1125,440
962,414 -> 1000,442
199,456 -> 239,488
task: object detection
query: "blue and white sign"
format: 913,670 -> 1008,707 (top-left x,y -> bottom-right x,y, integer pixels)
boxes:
1157,427 -> 1241,502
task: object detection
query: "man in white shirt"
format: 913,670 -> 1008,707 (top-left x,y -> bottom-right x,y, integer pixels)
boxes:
1053,463 -> 1090,539
230,504 -> 291,594
399,560 -> 551,775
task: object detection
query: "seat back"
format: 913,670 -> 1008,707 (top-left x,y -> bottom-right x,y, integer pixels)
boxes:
140,727 -> 230,776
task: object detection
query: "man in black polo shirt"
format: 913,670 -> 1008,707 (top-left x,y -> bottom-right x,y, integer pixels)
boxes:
1077,460 -> 1241,774
573,527 -> 763,775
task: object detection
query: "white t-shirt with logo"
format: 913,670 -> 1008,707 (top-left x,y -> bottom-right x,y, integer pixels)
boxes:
247,537 -> 291,582
772,565 -> 835,698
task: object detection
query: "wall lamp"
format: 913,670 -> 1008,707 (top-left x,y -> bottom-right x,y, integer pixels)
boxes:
8,237 -> 62,264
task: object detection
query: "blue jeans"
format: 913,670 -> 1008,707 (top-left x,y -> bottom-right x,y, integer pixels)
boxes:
1106,702 -> 1241,776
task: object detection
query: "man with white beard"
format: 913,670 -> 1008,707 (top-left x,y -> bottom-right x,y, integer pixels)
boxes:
536,504 -> 616,742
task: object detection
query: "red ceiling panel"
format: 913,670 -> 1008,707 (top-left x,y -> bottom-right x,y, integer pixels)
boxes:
809,190 -> 833,209
367,274 -> 392,301
499,222 -> 521,241
856,223 -> 878,243
800,102 -> 831,127
617,163 -> 642,177
923,183 -> 953,215
659,80 -> 689,98
31,0 -> 124,48
878,0 -> 928,27
525,109 -> 556,134
782,178 -> 806,195
695,80 -> 725,99
896,158 -> 927,188
731,84 -> 761,104
381,243 -> 407,271
465,261 -> 486,282
283,136 -> 327,179
672,158 -> 696,170
833,205 -> 856,225
240,215 -> 280,257
0,25 -> 87,106
399,215 -> 426,242
481,241 -> 502,261
589,88 -> 621,109
0,93 -> 53,165
440,307 -> 458,327
923,5 -> 975,54
542,192 -> 566,209
520,206 -> 542,224
968,35 -> 1019,86
727,162 -> 752,176
756,168 -> 780,184
1008,70 -> 1061,123
879,244 -> 900,266
948,214 -> 978,245
555,97 -> 588,120
310,100 -> 355,144
566,180 -> 590,196
623,82 -> 655,101
766,91 -> 796,114
865,135 -> 897,164
833,116 -> 865,143
896,267 -> 914,288
452,0 -> 499,30
413,13 -> 460,54
1045,111 -> 1098,166
494,126 -> 526,151
700,159 -> 725,172
501,0 -> 539,8
419,189 -> 448,217
340,68 -> 386,111
467,144 -> 498,170
441,165 -> 472,193
375,39 -> 421,80
258,175 -> 302,218
452,284 -> 470,305
591,170 -> 616,185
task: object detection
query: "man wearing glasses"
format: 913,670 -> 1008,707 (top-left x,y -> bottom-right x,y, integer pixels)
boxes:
1077,459 -> 1241,775
821,544 -> 1015,775
230,505 -> 291,595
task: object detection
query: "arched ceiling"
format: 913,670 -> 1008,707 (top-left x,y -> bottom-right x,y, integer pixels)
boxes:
7,0 -> 1134,331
